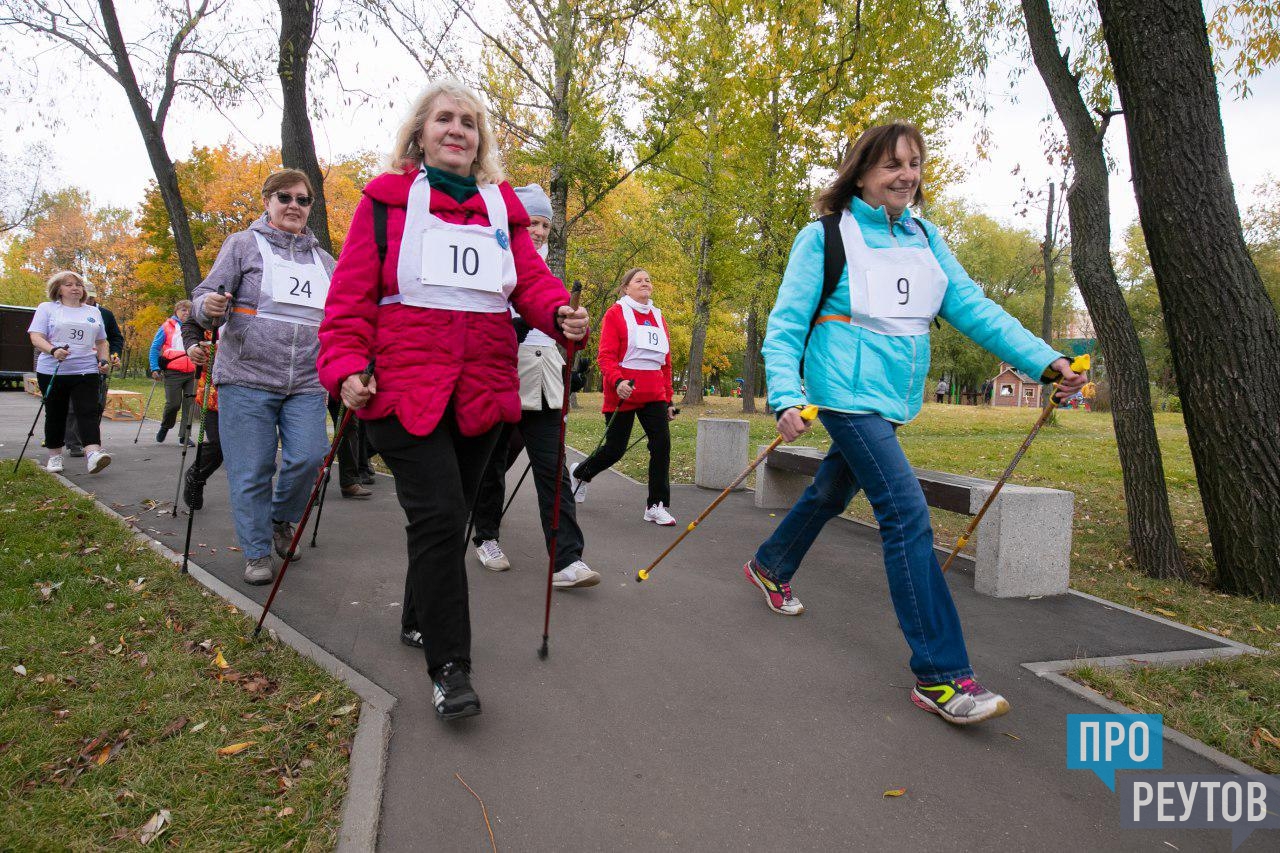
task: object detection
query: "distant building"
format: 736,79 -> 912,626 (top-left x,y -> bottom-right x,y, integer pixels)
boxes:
991,362 -> 1044,408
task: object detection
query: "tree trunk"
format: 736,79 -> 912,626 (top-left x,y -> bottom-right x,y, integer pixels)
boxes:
544,0 -> 574,282
277,0 -> 332,254
1097,0 -> 1280,597
1041,180 -> 1056,343
98,0 -> 201,292
1022,0 -> 1188,580
683,228 -> 713,405
742,301 -> 759,414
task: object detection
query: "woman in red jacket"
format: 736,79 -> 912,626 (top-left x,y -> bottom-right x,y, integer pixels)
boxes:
318,79 -> 588,721
569,268 -> 677,525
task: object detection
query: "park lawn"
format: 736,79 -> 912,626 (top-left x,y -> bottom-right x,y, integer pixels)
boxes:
566,393 -> 1280,772
0,463 -> 358,849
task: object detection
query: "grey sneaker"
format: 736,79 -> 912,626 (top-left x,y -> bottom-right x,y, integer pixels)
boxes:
272,520 -> 300,562
911,677 -> 1010,725
243,555 -> 275,586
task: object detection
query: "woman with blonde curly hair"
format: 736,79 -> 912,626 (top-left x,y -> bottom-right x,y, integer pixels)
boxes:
319,79 -> 588,721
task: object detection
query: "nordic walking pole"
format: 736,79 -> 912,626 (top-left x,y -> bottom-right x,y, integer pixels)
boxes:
169,385 -> 199,516
14,360 -> 63,473
498,460 -> 532,523
180,333 -> 220,574
636,404 -> 819,583
569,404 -> 623,499
539,281 -> 582,660
309,465 -> 333,548
253,363 -> 374,638
134,375 -> 160,443
940,354 -> 1091,573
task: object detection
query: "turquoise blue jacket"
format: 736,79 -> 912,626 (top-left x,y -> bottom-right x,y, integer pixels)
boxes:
764,196 -> 1063,423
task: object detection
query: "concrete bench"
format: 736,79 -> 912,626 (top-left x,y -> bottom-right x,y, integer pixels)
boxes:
753,444 -> 1074,598
695,418 -> 751,490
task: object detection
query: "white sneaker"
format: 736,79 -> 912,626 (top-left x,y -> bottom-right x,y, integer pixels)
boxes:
86,450 -> 112,474
643,502 -> 677,526
474,539 -> 510,571
552,560 -> 600,588
569,463 -> 588,503
45,455 -> 63,473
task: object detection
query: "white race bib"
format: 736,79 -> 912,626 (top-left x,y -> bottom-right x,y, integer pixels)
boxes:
269,256 -> 330,310
420,227 -> 504,293
864,262 -> 942,320
51,308 -> 98,355
635,322 -> 668,353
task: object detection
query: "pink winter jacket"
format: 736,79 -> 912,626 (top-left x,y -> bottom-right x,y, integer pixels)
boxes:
318,170 -> 572,437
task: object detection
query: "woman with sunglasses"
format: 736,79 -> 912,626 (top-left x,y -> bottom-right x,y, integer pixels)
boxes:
191,169 -> 335,587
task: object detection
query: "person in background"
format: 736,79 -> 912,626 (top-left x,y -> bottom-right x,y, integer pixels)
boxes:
64,283 -> 123,457
181,316 -> 220,510
329,395 -> 373,498
934,375 -> 949,404
568,267 -> 678,527
192,169 -> 334,586
468,183 -> 598,589
743,121 -> 1085,726
26,270 -> 112,474
149,299 -> 196,445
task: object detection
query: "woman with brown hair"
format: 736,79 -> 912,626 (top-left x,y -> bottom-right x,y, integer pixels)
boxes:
568,267 -> 677,526
192,169 -> 335,587
744,121 -> 1086,725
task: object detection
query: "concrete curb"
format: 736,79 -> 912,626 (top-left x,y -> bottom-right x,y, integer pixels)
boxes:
53,474 -> 394,853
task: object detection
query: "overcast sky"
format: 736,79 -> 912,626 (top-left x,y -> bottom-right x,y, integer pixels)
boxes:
1,7 -> 1276,243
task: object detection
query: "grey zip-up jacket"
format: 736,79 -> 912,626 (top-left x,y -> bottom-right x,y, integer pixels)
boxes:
192,216 -> 336,396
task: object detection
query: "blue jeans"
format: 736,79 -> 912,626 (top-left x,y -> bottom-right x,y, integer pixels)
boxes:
217,385 -> 328,560
754,411 -> 972,682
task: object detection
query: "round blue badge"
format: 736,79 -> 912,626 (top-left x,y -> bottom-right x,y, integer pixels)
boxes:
495,229 -> 510,250
901,219 -> 918,236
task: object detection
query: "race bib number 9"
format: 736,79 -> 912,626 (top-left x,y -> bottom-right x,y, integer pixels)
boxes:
423,229 -> 504,293
865,265 -> 942,319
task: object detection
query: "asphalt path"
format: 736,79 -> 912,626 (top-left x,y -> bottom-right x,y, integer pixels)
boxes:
2,389 -> 1273,852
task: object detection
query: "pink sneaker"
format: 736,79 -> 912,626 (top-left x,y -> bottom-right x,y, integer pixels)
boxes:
743,560 -> 804,616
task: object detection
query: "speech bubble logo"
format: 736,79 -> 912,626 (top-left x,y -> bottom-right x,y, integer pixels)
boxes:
1067,714 -> 1163,790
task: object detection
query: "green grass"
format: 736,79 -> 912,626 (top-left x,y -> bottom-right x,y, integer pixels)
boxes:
566,393 -> 1280,772
0,464 -> 358,849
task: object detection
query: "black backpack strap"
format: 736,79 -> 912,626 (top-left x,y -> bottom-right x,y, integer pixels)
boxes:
800,212 -> 846,365
372,200 -> 389,265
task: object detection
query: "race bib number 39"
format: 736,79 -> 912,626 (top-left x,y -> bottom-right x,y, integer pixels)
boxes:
423,229 -> 504,293
864,265 -> 941,319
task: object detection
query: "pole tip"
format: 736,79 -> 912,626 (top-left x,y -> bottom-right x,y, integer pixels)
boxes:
636,570 -> 648,582
537,639 -> 549,660
251,626 -> 261,639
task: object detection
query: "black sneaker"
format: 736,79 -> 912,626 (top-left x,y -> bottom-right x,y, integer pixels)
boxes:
431,661 -> 480,720
156,426 -> 169,443
400,628 -> 424,649
183,470 -> 205,511
67,447 -> 85,458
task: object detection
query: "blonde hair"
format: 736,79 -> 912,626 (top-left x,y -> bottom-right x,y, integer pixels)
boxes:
46,270 -> 88,303
387,79 -> 504,185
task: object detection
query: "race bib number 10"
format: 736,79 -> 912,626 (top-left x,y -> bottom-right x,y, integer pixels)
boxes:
423,229 -> 504,293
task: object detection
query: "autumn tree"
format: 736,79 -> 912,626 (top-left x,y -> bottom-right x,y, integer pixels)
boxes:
0,0 -> 262,292
1097,0 -> 1280,598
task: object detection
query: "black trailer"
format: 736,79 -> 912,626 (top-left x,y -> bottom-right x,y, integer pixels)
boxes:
0,304 -> 37,390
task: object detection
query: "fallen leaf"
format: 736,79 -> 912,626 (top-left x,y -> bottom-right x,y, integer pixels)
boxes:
189,721 -> 208,733
303,692 -> 323,707
331,704 -> 357,717
883,788 -> 907,798
158,716 -> 189,741
212,649 -> 229,669
13,665 -> 26,676
1153,607 -> 1177,619
1258,728 -> 1280,749
217,741 -> 255,756
96,745 -> 112,765
277,807 -> 294,819
137,809 -> 170,845
1002,732 -> 1021,741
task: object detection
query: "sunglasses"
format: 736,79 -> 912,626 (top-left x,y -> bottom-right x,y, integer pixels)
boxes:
273,191 -> 313,207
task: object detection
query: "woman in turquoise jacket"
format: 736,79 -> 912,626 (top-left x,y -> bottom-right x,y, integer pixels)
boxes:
744,121 -> 1085,725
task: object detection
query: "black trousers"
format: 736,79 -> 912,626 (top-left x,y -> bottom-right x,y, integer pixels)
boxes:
161,368 -> 195,440
574,400 -> 671,507
327,397 -> 370,488
187,409 -> 223,483
368,412 -> 500,677
472,406 -> 585,570
65,374 -> 108,452
38,372 -> 102,449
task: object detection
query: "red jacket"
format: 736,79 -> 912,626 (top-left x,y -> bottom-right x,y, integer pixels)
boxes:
319,171 -> 572,437
597,302 -> 673,412
160,317 -> 194,373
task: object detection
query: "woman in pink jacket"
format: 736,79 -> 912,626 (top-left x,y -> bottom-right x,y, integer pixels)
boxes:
319,79 -> 588,721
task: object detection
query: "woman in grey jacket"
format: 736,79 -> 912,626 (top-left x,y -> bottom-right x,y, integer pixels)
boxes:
191,169 -> 336,585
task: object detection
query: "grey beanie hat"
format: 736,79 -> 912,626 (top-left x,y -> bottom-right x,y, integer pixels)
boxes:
514,183 -> 553,221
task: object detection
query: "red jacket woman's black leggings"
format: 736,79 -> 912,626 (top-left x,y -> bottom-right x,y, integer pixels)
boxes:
366,410 -> 500,678
574,400 -> 671,508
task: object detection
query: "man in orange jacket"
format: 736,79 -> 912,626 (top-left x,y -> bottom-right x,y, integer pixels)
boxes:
149,299 -> 196,445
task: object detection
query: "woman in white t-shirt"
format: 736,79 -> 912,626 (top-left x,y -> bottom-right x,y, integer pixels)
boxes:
26,271 -> 112,474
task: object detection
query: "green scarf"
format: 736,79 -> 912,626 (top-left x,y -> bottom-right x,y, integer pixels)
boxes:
424,165 -> 478,203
